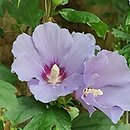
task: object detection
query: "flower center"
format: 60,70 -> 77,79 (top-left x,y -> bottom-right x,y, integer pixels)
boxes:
47,64 -> 61,85
83,88 -> 103,97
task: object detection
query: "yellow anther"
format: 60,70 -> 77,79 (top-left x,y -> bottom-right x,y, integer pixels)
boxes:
83,88 -> 103,97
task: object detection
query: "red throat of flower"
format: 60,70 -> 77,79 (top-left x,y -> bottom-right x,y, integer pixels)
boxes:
42,64 -> 66,85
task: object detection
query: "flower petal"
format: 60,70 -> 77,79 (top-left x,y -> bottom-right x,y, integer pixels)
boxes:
61,73 -> 84,96
12,33 -> 37,57
28,79 -> 64,103
11,34 -> 43,81
84,50 -> 130,88
32,22 -> 73,64
82,94 -> 124,123
96,85 -> 130,111
61,33 -> 96,75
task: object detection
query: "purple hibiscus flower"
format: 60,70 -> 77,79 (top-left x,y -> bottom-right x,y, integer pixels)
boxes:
11,22 -> 96,103
74,50 -> 130,123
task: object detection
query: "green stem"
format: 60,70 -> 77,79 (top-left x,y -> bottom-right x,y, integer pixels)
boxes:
47,0 -> 51,17
45,0 -> 48,15
126,111 -> 129,124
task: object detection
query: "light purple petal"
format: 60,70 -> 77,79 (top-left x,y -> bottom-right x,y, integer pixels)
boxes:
28,79 -> 64,103
74,84 -> 96,116
84,50 -> 130,88
96,85 -> 130,111
11,34 -> 43,81
32,22 -> 73,64
61,73 -> 84,96
84,50 -> 130,110
61,33 -> 96,75
28,73 -> 84,103
82,94 -> 124,123
12,33 -> 37,57
79,98 -> 96,116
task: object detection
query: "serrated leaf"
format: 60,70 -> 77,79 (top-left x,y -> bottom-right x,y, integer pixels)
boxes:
60,8 -> 109,38
23,106 -> 71,130
4,97 -> 45,124
4,0 -> 44,27
71,110 -> 113,130
0,63 -> 18,84
0,80 -> 18,110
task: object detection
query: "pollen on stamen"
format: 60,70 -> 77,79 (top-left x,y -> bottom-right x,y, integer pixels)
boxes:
83,88 -> 103,97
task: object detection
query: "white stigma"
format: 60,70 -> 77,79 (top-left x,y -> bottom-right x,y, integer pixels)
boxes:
83,88 -> 103,97
47,64 -> 61,85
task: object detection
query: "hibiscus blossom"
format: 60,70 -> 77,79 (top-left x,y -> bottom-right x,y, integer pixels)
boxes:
11,22 -> 96,103
75,50 -> 130,123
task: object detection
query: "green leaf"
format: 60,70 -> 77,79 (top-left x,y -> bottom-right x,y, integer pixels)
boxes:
5,97 -> 71,130
60,8 -> 100,24
0,80 -> 18,110
119,44 -> 130,67
52,0 -> 68,7
71,110 -> 113,130
110,124 -> 130,130
4,0 -> 44,27
0,120 -> 3,130
112,28 -> 130,41
52,0 -> 62,6
60,8 -> 109,38
90,21 -> 109,38
0,0 -> 4,17
0,63 -> 18,84
125,11 -> 130,33
61,0 -> 69,5
4,97 -> 45,124
23,106 -> 71,130
125,11 -> 130,26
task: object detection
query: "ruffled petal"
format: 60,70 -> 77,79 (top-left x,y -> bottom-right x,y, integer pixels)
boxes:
84,50 -> 130,88
11,34 -> 43,81
29,73 -> 84,103
61,33 -> 96,75
82,50 -> 130,122
28,79 -> 64,103
96,85 -> 130,111
82,94 -> 124,123
74,85 -> 96,116
61,73 -> 84,96
12,33 -> 38,57
32,22 -> 73,64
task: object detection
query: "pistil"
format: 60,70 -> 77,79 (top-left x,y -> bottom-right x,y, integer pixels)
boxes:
47,64 -> 61,85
